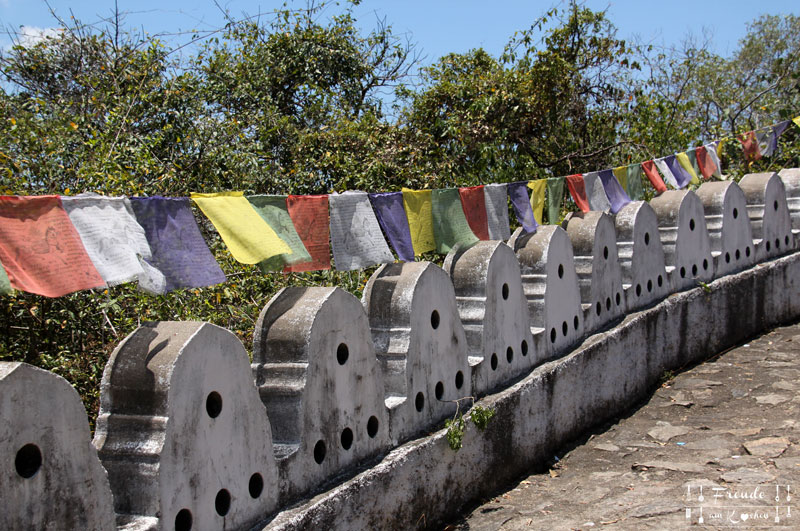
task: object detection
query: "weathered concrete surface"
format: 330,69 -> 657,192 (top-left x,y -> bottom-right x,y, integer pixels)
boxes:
253,287 -> 391,504
0,362 -> 116,530
778,167 -> 800,233
696,180 -> 756,277
94,321 -> 277,530
740,172 -> 794,261
256,250 -> 800,531
451,321 -> 800,530
444,241 -> 538,396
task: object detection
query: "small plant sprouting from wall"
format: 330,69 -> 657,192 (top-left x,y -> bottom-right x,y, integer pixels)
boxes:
445,397 -> 496,451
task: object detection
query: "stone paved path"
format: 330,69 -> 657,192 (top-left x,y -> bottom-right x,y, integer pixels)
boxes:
448,322 -> 800,530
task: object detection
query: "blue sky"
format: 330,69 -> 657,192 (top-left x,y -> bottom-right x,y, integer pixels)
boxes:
1,1 -> 796,65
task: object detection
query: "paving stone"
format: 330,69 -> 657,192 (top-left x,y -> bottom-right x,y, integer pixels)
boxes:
743,437 -> 791,457
632,461 -> 706,473
647,422 -> 690,442
671,378 -> 723,390
755,394 -> 791,405
719,468 -> 775,483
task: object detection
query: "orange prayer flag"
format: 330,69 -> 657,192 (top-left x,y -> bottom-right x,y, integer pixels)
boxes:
565,174 -> 590,213
641,160 -> 667,194
284,195 -> 331,272
458,186 -> 490,240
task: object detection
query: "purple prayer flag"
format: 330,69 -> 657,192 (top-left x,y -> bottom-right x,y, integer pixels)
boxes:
598,169 -> 632,214
507,181 -> 538,234
664,155 -> 692,189
368,192 -> 414,262
129,196 -> 226,293
767,120 -> 790,157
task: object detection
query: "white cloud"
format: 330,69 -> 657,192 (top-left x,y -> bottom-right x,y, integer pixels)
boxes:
15,25 -> 62,48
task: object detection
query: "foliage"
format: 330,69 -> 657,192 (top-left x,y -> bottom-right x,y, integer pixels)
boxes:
444,398 -> 496,451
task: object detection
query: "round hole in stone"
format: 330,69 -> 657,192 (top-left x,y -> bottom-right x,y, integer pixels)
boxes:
689,218 -> 695,231
340,428 -> 353,450
692,264 -> 698,276
435,381 -> 444,400
313,440 -> 326,464
775,238 -> 781,249
550,328 -> 557,343
249,473 -> 264,499
746,247 -> 751,257
725,252 -> 731,263
506,346 -> 514,363
774,199 -> 779,211
558,264 -> 564,278
430,310 -> 440,330
562,321 -> 568,337
680,267 -> 686,278
786,236 -> 791,247
501,283 -> 509,300
736,249 -> 741,260
15,443 -> 42,479
490,353 -> 498,370
703,259 -> 709,271
636,284 -> 642,297
616,292 -> 621,306
573,315 -> 579,331
367,416 -> 379,438
415,392 -> 425,412
455,371 -> 464,390
175,509 -> 193,531
206,391 -> 222,419
595,301 -> 601,316
647,279 -> 653,293
605,297 -> 611,311
766,241 -> 771,252
215,489 -> 231,517
732,207 -> 738,219
603,246 -> 609,259
521,340 -> 529,356
644,232 -> 650,245
657,275 -> 663,287
336,343 -> 349,365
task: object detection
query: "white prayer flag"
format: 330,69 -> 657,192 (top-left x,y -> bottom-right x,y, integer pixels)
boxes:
328,191 -> 394,271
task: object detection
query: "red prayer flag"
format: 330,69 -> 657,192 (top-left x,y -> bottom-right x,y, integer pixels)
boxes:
0,196 -> 105,297
695,146 -> 716,179
738,131 -> 762,162
458,186 -> 490,240
641,160 -> 667,194
565,174 -> 591,213
284,195 -> 331,272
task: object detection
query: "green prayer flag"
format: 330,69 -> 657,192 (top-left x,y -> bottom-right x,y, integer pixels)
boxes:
0,258 -> 11,294
247,195 -> 312,272
546,177 -> 565,224
626,164 -> 645,201
686,149 -> 701,179
431,188 -> 479,254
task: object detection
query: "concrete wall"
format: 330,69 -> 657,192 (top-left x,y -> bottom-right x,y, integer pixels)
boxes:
2,172 -> 800,530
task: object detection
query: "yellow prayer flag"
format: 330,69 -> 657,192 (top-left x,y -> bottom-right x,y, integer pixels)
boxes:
613,166 -> 628,192
793,116 -> 800,130
676,152 -> 700,185
191,192 -> 292,264
717,138 -> 727,158
402,188 -> 435,255
527,180 -> 547,225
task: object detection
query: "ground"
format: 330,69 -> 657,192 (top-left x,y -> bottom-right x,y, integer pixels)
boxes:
449,321 -> 800,530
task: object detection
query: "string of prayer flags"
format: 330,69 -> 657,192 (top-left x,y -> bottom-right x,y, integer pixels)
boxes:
191,192 -> 291,265
402,188 -> 436,255
61,194 -> 152,286
546,177 -> 565,224
508,181 -> 537,233
642,160 -> 668,193
458,186 -> 490,240
328,191 -> 394,270
527,179 -> 546,225
284,194 -> 331,272
566,174 -> 591,212
598,169 -> 631,214
246,195 -> 311,272
676,152 -> 701,185
431,188 -> 479,253
129,196 -> 226,294
369,192 -> 415,262
583,172 -> 612,211
0,258 -> 10,294
483,183 -> 511,240
0,196 -> 104,297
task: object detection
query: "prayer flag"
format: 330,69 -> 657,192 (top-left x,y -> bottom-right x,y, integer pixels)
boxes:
758,121 -> 790,157
642,160 -> 667,193
695,146 -> 717,179
0,195 -> 104,297
527,179 -> 546,225
458,186 -> 490,240
566,174 -> 590,212
402,188 -> 436,255
583,172 -> 612,211
625,164 -> 645,200
706,141 -> 724,178
663,155 -> 692,189
246,195 -> 311,272
191,192 -> 291,265
129,196 -> 226,294
613,166 -> 628,192
507,181 -> 537,233
793,116 -> 800,129
676,152 -> 700,185
546,177 -> 565,224
738,131 -> 761,162
598,169 -> 631,214
285,195 -> 331,272
61,194 -> 152,286
483,183 -> 511,240
431,189 -> 479,253
328,191 -> 394,270
0,258 -> 10,294
655,158 -> 679,189
369,192 -> 415,262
